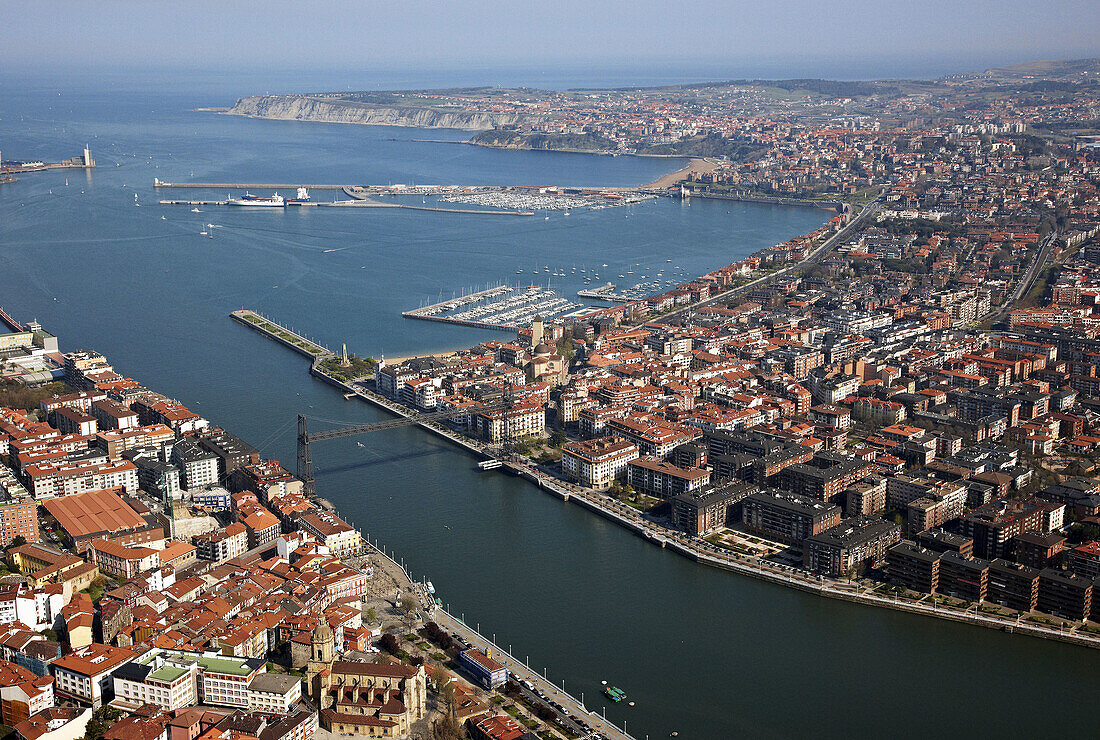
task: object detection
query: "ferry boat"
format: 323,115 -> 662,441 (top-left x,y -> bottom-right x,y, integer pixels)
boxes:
227,192 -> 285,207
604,686 -> 626,702
286,187 -> 311,205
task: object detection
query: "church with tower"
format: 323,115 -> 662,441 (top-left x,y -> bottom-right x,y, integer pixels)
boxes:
305,621 -> 429,737
527,315 -> 568,384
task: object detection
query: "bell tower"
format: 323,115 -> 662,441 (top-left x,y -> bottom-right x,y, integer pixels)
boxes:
306,620 -> 336,703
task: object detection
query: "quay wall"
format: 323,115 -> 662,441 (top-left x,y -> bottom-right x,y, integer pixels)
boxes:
401,312 -> 516,333
156,181 -> 348,189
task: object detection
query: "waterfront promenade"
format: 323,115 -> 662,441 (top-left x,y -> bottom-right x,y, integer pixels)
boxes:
230,307 -> 1100,652
363,529 -> 635,740
510,463 -> 1100,650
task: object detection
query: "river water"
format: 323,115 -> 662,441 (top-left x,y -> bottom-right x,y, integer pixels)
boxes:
1,71 -> 1096,738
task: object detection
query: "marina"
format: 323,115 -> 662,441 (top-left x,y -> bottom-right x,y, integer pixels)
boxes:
576,283 -> 634,303
159,191 -> 534,216
156,180 -> 651,212
403,284 -> 586,331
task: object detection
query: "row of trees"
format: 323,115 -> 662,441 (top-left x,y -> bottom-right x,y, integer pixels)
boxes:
423,621 -> 455,650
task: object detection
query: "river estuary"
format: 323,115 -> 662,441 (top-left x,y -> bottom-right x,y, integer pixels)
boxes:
1,70 -> 1097,738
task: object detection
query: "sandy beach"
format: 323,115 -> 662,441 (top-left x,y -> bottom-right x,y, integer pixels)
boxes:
643,157 -> 719,189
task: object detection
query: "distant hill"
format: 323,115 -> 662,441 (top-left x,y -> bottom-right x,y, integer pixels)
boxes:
983,58 -> 1100,80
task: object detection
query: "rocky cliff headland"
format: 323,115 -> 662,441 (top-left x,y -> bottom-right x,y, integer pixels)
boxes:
225,95 -> 540,131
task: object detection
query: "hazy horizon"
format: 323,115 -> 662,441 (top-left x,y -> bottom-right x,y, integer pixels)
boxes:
6,1 -> 1099,87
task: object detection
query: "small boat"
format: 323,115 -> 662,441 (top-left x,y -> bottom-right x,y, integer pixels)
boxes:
356,442 -> 364,448
199,230 -> 208,236
161,215 -> 166,220
426,581 -> 436,594
604,686 -> 626,702
191,208 -> 201,213
544,215 -> 549,220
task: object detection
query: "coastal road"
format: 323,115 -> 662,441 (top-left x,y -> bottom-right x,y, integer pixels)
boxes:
658,195 -> 884,324
430,607 -> 633,740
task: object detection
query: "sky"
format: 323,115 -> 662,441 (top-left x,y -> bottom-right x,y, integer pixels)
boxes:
6,0 -> 1100,81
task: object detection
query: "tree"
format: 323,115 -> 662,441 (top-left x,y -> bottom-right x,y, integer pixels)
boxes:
379,632 -> 400,655
366,608 -> 377,624
399,594 -> 418,615
84,706 -> 123,740
534,702 -> 558,722
5,535 -> 26,550
549,430 -> 568,448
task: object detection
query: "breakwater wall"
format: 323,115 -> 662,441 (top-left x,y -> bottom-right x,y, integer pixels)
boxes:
675,190 -> 843,210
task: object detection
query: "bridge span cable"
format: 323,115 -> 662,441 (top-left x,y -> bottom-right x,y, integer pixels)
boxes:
294,395 -> 513,495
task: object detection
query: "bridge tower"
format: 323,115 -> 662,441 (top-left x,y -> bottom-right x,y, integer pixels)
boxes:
297,414 -> 315,496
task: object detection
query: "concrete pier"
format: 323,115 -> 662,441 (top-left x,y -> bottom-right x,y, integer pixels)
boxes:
229,310 -> 334,360
155,181 -> 346,189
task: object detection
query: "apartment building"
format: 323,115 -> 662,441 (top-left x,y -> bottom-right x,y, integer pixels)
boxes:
192,523 -> 248,563
627,456 -> 710,499
23,459 -> 139,499
803,516 -> 901,577
298,511 -> 359,558
671,482 -> 756,536
741,490 -> 842,544
52,644 -> 136,707
560,437 -> 638,489
886,541 -> 940,594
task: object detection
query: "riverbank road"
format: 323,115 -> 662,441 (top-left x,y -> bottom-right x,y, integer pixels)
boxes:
430,607 -> 635,740
514,460 -> 1100,650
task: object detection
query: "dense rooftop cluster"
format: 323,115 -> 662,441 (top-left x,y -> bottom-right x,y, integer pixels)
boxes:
376,65 -> 1100,633
0,343 -> 577,740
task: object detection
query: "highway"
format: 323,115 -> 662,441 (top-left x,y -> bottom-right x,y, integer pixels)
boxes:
660,195 -> 884,323
980,232 -> 1059,325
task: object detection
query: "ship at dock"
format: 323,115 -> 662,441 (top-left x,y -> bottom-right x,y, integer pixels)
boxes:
227,191 -> 285,207
286,187 -> 311,205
